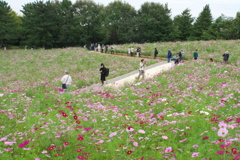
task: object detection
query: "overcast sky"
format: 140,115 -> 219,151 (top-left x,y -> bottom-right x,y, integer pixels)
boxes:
6,0 -> 240,19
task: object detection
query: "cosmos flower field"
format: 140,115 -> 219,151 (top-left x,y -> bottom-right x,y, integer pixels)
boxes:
0,41 -> 239,160
114,40 -> 240,65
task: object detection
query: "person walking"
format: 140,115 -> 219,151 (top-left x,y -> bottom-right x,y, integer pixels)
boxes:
100,63 -> 107,86
167,49 -> 172,63
154,48 -> 158,59
61,71 -> 72,92
193,49 -> 198,60
136,59 -> 146,80
223,51 -> 230,64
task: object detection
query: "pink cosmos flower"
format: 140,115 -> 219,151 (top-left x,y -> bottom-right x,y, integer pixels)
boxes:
192,145 -> 198,148
126,127 -> 134,132
191,152 -> 199,157
133,142 -> 139,147
218,122 -> 227,128
164,147 -> 173,153
179,139 -> 187,143
35,158 -> 40,160
212,127 -> 217,131
138,129 -> 145,134
162,136 -> 168,139
0,136 -> 8,141
4,141 -> 16,146
109,132 -> 117,137
218,128 -> 228,137
42,150 -> 47,153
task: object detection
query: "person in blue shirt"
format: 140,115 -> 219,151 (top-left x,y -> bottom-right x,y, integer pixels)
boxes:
167,50 -> 172,63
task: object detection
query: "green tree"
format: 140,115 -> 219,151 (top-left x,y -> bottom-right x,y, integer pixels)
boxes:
234,12 -> 240,39
21,1 -> 59,48
173,9 -> 194,41
0,1 -> 18,46
209,15 -> 235,40
73,0 -> 103,46
101,1 -> 137,44
138,2 -> 172,42
192,4 -> 213,39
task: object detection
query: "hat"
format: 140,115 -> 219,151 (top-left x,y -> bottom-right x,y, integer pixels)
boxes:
65,70 -> 68,74
225,51 -> 229,53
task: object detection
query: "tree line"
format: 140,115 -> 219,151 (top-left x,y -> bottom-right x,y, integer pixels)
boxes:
1,0 -> 240,48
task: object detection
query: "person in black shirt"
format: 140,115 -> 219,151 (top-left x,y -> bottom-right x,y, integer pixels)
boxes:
99,63 -> 106,86
223,51 -> 230,64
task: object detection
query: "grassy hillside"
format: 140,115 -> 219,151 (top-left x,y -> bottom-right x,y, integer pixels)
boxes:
0,43 -> 239,160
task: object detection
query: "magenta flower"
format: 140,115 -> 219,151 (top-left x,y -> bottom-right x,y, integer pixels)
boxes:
84,128 -> 92,131
202,137 -> 209,140
216,151 -> 225,155
18,140 -> 30,148
218,128 -> 228,137
78,156 -> 85,159
191,152 -> 199,157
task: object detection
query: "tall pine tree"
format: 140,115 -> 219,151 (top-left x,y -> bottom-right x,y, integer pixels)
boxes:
192,4 -> 213,39
173,9 -> 194,41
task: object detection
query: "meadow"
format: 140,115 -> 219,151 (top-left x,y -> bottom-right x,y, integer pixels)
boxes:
113,40 -> 240,65
0,41 -> 239,160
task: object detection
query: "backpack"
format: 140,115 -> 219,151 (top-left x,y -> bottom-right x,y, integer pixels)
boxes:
105,68 -> 109,76
179,52 -> 182,56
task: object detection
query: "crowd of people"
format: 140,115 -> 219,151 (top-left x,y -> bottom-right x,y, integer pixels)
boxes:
61,46 -> 231,92
89,43 -> 114,54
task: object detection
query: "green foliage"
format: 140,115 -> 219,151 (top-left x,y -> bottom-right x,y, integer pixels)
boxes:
100,1 -> 137,44
138,2 -> 173,42
2,1 -> 240,48
193,5 -> 213,39
0,1 -> 19,46
173,9 -> 194,40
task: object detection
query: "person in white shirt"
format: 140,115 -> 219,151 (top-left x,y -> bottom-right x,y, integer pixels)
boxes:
128,47 -> 131,55
61,71 -> 72,92
136,59 -> 146,79
130,47 -> 134,56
